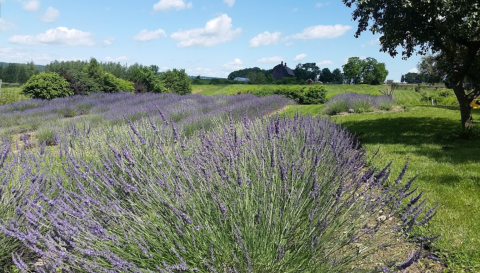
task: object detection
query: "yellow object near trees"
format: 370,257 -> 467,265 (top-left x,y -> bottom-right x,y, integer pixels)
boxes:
471,99 -> 480,109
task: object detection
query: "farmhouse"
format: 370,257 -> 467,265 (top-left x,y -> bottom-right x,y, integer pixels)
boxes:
272,61 -> 295,81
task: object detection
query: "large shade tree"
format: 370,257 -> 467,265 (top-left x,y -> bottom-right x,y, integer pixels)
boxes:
343,0 -> 480,129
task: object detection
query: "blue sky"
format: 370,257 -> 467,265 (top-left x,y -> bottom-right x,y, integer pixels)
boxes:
0,0 -> 421,81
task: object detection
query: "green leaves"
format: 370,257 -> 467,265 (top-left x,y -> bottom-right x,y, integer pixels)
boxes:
159,68 -> 192,95
21,72 -> 72,100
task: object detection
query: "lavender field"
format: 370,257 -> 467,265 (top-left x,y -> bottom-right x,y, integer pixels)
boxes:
0,92 -> 437,272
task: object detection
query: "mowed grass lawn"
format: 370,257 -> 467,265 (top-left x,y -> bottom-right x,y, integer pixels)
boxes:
194,84 -> 480,271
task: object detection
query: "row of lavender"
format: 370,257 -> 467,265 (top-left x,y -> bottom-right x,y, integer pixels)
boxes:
0,93 -> 292,140
1,106 -> 436,272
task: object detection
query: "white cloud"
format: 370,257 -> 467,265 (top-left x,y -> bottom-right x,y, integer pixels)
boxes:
257,56 -> 284,63
153,0 -> 192,11
40,6 -> 60,22
22,0 -> 40,12
0,19 -> 16,32
186,67 -> 216,77
103,37 -> 115,46
362,38 -> 380,47
293,53 -> 307,62
223,58 -> 243,71
8,27 -> 95,46
171,14 -> 241,47
0,46 -> 52,63
315,2 -> 329,8
287,24 -> 351,40
408,68 -> 419,73
249,31 -> 281,47
133,29 -> 167,42
223,0 -> 235,7
105,56 -> 129,62
317,60 -> 333,66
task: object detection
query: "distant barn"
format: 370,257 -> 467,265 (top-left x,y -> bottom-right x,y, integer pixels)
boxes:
272,61 -> 295,81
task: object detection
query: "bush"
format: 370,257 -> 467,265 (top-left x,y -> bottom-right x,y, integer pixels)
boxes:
102,73 -> 134,93
247,85 -> 327,105
323,93 -> 394,115
159,69 -> 192,95
21,72 -> 72,99
323,98 -> 349,114
36,127 -> 58,146
352,99 -> 374,113
59,70 -> 101,95
128,65 -> 167,93
376,96 -> 395,110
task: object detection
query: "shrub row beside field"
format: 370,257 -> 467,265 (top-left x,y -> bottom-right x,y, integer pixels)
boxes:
242,85 -> 327,104
0,101 -> 437,272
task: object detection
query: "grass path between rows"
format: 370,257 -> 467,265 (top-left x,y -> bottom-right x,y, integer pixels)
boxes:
284,104 -> 480,272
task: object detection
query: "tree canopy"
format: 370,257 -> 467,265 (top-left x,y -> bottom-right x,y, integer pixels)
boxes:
227,67 -> 270,80
342,0 -> 480,129
159,69 -> 192,95
342,57 -> 388,85
0,62 -> 41,83
402,72 -> 424,84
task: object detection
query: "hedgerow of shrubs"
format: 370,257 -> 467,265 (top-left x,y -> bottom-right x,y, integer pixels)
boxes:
323,92 -> 394,115
245,85 -> 327,104
21,72 -> 73,99
43,58 -> 192,96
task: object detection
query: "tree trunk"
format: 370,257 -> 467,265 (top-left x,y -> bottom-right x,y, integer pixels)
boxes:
452,84 -> 473,130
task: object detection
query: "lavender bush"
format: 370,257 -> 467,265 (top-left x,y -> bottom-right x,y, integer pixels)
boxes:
323,93 -> 394,115
0,106 -> 436,272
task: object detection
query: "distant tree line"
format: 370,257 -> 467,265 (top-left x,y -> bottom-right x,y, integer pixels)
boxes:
227,63 -> 345,84
227,58 -> 389,85
22,58 -> 192,99
0,62 -> 42,83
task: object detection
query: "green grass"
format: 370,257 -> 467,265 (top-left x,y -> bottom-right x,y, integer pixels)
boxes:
192,84 -> 245,95
0,85 -> 28,106
192,84 -> 444,106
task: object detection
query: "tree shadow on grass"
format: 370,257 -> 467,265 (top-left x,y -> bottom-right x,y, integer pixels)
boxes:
339,112 -> 480,165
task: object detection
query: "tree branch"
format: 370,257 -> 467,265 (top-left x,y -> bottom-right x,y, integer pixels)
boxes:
466,87 -> 480,102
